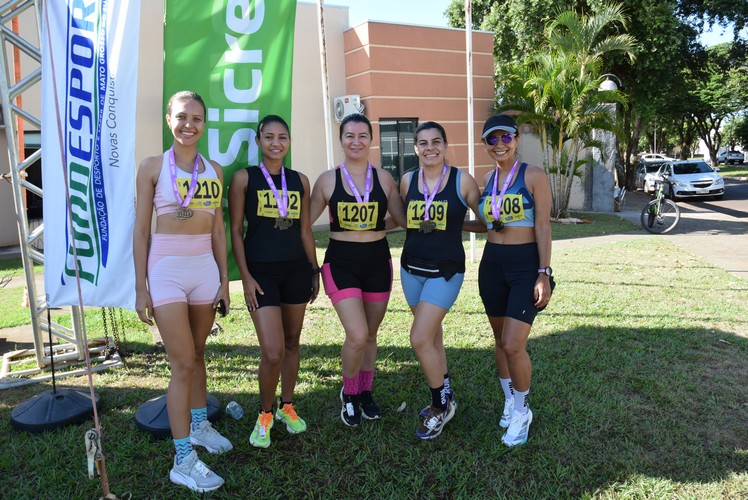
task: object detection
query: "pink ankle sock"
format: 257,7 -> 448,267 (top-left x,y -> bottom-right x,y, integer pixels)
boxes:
358,370 -> 374,392
343,374 -> 359,395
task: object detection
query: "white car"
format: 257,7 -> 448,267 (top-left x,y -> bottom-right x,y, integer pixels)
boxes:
653,160 -> 724,200
716,150 -> 744,165
639,153 -> 675,163
635,160 -> 667,192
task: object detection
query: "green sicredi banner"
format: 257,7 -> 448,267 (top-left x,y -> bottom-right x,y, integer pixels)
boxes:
163,0 -> 297,277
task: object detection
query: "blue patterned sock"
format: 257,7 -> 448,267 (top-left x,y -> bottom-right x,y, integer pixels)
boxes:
173,437 -> 192,465
190,407 -> 208,432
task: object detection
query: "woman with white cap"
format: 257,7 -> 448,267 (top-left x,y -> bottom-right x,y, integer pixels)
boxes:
476,114 -> 553,447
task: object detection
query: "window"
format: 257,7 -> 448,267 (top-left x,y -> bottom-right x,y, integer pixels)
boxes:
379,118 -> 418,182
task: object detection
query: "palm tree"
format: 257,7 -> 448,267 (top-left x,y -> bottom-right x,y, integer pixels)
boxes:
497,2 -> 636,218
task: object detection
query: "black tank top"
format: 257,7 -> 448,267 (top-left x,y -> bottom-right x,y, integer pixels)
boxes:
243,166 -> 306,262
402,166 -> 467,269
328,167 -> 388,232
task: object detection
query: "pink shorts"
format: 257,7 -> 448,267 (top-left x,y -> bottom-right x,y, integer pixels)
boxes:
147,233 -> 219,308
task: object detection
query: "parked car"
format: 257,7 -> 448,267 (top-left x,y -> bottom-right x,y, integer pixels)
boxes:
639,153 -> 675,163
652,160 -> 724,200
635,160 -> 667,192
716,150 -> 744,165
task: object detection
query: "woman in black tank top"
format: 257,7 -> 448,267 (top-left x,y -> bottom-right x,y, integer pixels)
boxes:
309,114 -> 406,427
399,121 -> 482,440
228,115 -> 319,448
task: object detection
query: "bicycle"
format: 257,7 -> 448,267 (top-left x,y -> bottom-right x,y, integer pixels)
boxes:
640,177 -> 680,234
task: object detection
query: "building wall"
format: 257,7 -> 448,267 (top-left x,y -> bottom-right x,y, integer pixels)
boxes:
343,22 -> 496,186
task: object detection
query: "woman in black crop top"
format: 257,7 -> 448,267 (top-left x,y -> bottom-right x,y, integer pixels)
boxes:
229,115 -> 319,448
310,114 -> 406,427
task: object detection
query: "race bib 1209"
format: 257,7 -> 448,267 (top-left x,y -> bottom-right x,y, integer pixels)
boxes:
406,200 -> 448,230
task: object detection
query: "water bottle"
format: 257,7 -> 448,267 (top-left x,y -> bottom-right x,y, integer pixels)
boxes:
225,401 -> 244,420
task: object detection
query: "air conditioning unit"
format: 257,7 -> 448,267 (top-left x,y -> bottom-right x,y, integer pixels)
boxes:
333,95 -> 364,122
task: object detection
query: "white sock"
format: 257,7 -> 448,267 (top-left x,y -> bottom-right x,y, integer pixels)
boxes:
499,377 -> 513,400
514,389 -> 529,415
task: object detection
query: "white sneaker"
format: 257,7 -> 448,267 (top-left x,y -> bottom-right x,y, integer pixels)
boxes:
499,398 -> 514,428
501,408 -> 533,447
169,450 -> 224,492
190,420 -> 233,453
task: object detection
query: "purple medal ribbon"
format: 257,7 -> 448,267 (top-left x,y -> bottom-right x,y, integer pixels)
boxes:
491,159 -> 520,225
340,162 -> 372,203
258,162 -> 288,217
421,164 -> 448,221
168,147 -> 200,209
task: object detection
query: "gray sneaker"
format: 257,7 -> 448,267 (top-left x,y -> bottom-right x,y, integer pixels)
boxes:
169,450 -> 224,492
190,420 -> 233,453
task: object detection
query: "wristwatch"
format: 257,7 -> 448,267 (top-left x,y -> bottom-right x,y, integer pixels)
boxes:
538,266 -> 553,276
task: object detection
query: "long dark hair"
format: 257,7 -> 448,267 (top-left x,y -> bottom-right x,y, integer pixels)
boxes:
415,121 -> 448,144
339,113 -> 372,140
257,114 -> 290,136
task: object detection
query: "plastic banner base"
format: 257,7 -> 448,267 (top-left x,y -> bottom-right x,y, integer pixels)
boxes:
135,394 -> 220,438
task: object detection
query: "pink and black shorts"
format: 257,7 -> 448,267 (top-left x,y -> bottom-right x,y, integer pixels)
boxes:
147,233 -> 219,308
321,238 -> 392,305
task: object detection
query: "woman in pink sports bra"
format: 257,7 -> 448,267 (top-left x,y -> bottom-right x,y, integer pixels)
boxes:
133,90 -> 231,493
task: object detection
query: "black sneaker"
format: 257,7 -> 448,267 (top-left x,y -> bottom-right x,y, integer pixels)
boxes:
339,388 -> 361,427
360,391 -> 382,420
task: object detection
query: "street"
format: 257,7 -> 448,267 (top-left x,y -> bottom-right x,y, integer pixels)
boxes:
620,177 -> 748,280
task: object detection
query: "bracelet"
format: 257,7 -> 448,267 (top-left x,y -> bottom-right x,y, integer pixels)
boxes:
311,267 -> 321,274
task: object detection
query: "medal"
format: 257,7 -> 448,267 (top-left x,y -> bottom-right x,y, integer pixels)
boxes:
419,164 -> 448,233
274,217 -> 293,230
175,207 -> 194,220
491,158 -> 520,231
258,162 -> 290,229
168,147 -> 201,221
420,221 -> 436,233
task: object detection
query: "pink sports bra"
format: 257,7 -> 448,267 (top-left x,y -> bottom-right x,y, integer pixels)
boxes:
153,151 -> 222,217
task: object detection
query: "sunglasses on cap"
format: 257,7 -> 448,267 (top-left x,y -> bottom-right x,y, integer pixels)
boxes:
485,133 -> 516,146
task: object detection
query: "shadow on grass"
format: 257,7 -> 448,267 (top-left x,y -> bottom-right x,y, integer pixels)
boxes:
1,325 -> 745,498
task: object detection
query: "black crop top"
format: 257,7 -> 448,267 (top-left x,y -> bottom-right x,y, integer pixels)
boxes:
328,167 -> 388,232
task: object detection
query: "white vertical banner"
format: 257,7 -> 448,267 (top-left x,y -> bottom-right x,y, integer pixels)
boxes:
42,0 -> 140,309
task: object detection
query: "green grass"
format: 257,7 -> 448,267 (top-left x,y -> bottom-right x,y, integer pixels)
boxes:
0,287 -> 33,329
717,165 -> 748,178
0,217 -> 746,498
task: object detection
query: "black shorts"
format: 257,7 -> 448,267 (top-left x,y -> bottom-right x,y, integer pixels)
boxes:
322,238 -> 392,304
479,242 -> 541,325
248,256 -> 313,308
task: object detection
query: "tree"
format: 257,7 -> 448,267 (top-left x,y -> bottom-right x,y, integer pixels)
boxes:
496,4 -> 633,218
446,0 -> 748,187
686,42 -> 748,165
726,115 -> 748,149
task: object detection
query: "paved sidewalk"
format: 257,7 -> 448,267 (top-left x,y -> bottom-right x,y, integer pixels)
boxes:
613,190 -> 748,282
